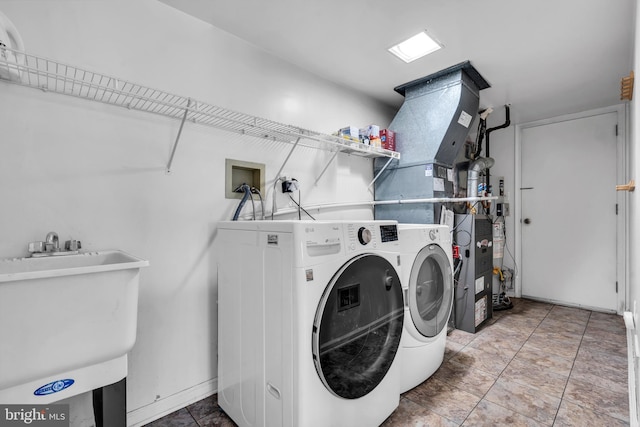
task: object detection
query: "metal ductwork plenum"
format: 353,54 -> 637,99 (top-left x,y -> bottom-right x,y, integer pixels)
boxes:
374,61 -> 490,224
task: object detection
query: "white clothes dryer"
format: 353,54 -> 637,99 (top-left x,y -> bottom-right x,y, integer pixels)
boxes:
397,224 -> 454,393
216,220 -> 404,427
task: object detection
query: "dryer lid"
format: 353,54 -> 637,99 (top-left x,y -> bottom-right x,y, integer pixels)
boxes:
312,253 -> 404,399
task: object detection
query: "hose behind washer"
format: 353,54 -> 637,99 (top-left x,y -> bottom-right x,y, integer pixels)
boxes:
232,184 -> 252,221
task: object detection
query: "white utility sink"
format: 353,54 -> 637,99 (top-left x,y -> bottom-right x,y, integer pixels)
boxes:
0,250 -> 149,403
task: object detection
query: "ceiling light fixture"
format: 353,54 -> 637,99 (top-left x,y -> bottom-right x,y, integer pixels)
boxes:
388,31 -> 442,63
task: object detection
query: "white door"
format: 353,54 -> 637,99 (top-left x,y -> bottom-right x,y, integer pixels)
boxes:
520,111 -> 619,311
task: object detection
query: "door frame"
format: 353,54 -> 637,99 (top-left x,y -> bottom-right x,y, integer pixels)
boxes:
514,104 -> 629,314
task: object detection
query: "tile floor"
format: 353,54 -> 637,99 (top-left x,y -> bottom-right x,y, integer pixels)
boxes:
145,298 -> 629,427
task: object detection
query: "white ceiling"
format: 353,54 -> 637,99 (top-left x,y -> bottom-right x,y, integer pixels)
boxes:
159,0 -> 636,124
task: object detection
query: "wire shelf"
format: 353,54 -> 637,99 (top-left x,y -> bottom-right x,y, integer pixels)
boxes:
0,47 -> 400,161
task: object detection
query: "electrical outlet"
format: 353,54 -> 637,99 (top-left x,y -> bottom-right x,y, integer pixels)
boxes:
281,179 -> 299,193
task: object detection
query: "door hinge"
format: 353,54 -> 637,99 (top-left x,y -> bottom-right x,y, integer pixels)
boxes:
616,124 -> 619,136
616,281 -> 619,293
616,203 -> 619,215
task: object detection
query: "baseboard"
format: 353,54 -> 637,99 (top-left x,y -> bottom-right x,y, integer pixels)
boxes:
520,295 -> 617,314
126,378 -> 218,427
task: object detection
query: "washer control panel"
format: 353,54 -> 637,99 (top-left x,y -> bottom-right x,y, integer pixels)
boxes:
346,222 -> 398,252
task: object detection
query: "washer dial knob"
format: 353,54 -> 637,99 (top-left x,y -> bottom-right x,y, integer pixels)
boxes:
358,227 -> 372,245
429,229 -> 438,241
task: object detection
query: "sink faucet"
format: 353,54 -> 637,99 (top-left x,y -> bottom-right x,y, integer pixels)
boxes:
45,231 -> 59,252
28,232 -> 81,257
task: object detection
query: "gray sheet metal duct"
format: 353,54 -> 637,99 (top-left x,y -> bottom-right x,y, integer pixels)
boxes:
467,157 -> 495,198
374,61 -> 490,224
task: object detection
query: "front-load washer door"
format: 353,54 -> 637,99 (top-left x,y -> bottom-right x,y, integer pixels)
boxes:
312,253 -> 404,399
409,244 -> 453,338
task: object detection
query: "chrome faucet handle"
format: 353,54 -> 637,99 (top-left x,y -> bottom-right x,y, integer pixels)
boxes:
28,241 -> 45,253
64,240 -> 82,251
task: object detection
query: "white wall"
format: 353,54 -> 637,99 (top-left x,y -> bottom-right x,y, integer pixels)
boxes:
630,0 -> 639,336
629,0 -> 640,417
0,1 -> 395,425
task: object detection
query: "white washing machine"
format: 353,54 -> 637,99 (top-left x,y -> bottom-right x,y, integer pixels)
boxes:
216,220 -> 404,427
397,224 -> 454,393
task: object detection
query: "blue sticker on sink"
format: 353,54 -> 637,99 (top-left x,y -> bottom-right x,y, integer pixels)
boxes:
34,379 -> 74,396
